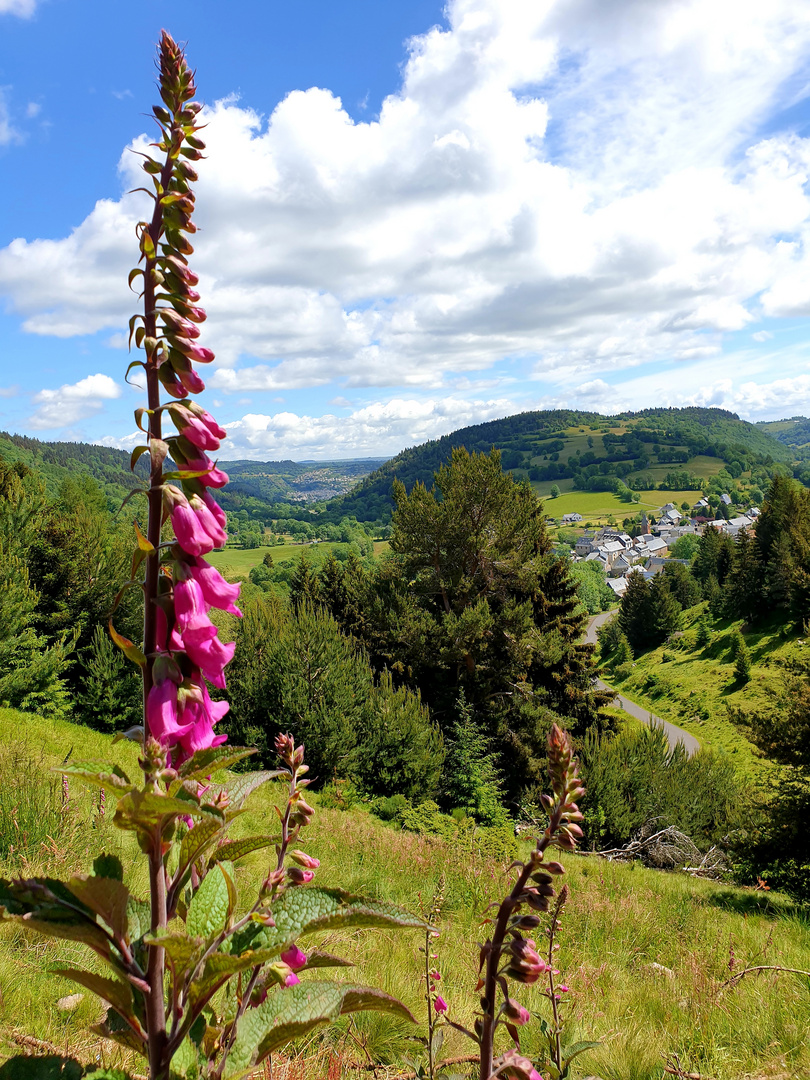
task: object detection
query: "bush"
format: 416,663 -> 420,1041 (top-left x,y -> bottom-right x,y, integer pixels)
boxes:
399,800 -> 458,840
579,724 -> 741,850
370,793 -> 410,822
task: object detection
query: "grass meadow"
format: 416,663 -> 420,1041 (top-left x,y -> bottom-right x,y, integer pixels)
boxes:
0,709 -> 808,1078
209,540 -> 391,581
602,604 -> 803,779
539,489 -> 701,522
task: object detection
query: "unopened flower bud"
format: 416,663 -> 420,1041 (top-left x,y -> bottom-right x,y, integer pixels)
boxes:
289,850 -> 320,869
287,866 -> 315,885
502,1000 -> 531,1026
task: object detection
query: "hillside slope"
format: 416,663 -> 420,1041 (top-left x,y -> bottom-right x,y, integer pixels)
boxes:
328,407 -> 791,522
0,707 -> 808,1079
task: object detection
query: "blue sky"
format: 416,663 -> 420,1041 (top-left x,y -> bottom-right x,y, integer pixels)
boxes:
1,0 -> 810,459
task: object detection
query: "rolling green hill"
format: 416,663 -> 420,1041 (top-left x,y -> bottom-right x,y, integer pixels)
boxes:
327,407 -> 792,522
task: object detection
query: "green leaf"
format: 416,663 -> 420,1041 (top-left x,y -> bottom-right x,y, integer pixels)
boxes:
303,950 -> 353,970
114,790 -> 222,836
108,621 -> 146,668
169,1036 -> 198,1079
60,760 -> 134,795
126,896 -> 152,944
208,835 -> 277,867
229,887 -> 428,957
49,967 -> 138,1032
130,444 -> 149,471
93,854 -> 124,881
176,818 -> 224,885
175,745 -> 258,785
225,981 -> 416,1078
85,1071 -> 135,1080
64,875 -> 132,943
143,930 -> 202,973
186,863 -> 233,940
562,1040 -> 601,1064
0,1057 -> 84,1079
0,878 -> 113,960
208,770 -> 282,815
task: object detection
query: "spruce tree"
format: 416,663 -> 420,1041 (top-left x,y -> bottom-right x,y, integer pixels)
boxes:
723,530 -> 763,623
617,571 -> 651,652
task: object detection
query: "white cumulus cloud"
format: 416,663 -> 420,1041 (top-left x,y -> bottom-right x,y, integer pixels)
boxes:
0,0 -> 36,16
28,373 -> 122,430
1,0 -> 810,426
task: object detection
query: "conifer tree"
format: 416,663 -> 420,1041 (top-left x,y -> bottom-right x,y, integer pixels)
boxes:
617,571 -> 650,652
723,530 -> 763,623
289,551 -> 317,610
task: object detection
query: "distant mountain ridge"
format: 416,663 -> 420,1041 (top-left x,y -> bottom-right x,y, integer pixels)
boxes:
325,406 -> 793,522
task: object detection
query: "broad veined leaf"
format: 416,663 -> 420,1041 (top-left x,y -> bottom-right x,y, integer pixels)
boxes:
168,1036 -> 198,1079
208,770 -> 282,815
172,818 -> 224,900
108,621 -> 146,668
126,896 -> 152,944
228,888 -> 428,957
143,930 -> 203,973
304,950 -> 354,970
186,863 -> 233,940
0,1056 -> 85,1079
60,761 -> 134,795
64,875 -> 132,943
91,1005 -> 146,1056
208,835 -> 277,867
175,745 -> 258,785
224,981 -> 416,1079
114,790 -> 222,836
49,967 -> 141,1035
0,878 -> 113,960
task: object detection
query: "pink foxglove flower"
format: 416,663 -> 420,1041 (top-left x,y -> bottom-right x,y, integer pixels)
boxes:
287,867 -> 315,885
174,576 -> 218,639
280,945 -> 308,971
147,679 -> 195,744
182,633 -> 235,689
189,558 -> 241,614
289,850 -> 320,870
434,996 -> 448,1014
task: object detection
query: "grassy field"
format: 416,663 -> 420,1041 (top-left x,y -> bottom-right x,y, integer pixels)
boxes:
209,540 -> 391,581
600,604 -> 804,779
0,709 -> 808,1078
540,489 -> 700,523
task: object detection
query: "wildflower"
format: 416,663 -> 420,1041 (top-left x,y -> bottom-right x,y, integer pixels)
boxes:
434,996 -> 448,1013
186,557 -> 241,614
289,850 -> 320,870
502,1001 -> 531,1026
280,945 -> 308,971
287,867 -> 315,885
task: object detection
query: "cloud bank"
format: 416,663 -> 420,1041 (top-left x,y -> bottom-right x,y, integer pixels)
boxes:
2,0 -> 810,453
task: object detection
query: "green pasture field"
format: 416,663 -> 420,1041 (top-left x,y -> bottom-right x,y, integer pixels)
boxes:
209,540 -> 391,581
540,489 -> 700,523
602,604 -> 804,778
0,708 -> 807,1079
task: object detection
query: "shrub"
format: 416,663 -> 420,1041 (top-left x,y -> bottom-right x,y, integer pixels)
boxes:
370,793 -> 410,822
579,724 -> 740,849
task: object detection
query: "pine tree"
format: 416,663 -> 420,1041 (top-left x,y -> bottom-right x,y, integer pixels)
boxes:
78,624 -> 142,730
289,552 -> 317,611
723,530 -> 763,623
617,571 -> 652,652
439,694 -> 507,826
648,574 -> 681,643
695,617 -> 712,648
734,640 -> 752,683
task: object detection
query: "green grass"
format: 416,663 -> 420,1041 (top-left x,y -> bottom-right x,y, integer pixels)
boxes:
603,605 -> 805,778
0,709 -> 808,1078
209,540 -> 391,581
541,489 -> 699,523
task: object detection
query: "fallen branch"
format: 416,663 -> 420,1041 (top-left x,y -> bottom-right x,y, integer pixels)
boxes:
720,964 -> 810,990
590,825 -> 729,879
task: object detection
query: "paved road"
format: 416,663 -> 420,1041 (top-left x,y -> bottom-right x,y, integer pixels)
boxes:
586,612 -> 701,757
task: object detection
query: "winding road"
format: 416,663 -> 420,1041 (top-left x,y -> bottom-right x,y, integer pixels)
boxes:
586,611 -> 701,757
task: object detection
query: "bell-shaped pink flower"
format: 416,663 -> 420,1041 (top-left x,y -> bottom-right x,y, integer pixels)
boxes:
183,632 -> 235,689
200,491 -> 227,530
146,679 -> 195,744
174,576 -> 218,638
171,497 -> 215,556
172,336 -> 215,364
280,945 -> 307,971
187,406 -> 226,441
190,559 -> 241,614
284,972 -> 301,987
189,493 -> 227,548
170,406 -> 221,451
434,996 -> 448,1014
